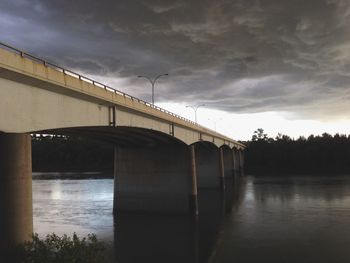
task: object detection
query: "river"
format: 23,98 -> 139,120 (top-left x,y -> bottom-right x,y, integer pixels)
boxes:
33,175 -> 350,263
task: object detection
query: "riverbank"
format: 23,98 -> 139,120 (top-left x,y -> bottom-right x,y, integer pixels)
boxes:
32,172 -> 114,180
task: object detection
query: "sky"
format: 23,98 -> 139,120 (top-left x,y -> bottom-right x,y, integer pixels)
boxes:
1,0 -> 350,140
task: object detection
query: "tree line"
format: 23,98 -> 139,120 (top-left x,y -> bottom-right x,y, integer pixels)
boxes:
244,129 -> 350,174
32,135 -> 113,172
32,130 -> 350,175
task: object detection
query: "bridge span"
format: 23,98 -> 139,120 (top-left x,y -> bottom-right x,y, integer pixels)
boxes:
0,43 -> 245,247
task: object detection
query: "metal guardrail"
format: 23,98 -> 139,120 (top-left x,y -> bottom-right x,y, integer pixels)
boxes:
0,41 -> 244,147
0,41 -> 198,125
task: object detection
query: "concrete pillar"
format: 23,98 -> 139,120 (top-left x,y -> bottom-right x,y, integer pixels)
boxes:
0,133 -> 33,248
114,144 -> 192,214
190,145 -> 199,216
221,147 -> 234,179
233,148 -> 240,176
195,143 -> 223,216
239,150 -> 245,172
219,148 -> 225,192
113,145 -> 118,215
194,143 -> 220,189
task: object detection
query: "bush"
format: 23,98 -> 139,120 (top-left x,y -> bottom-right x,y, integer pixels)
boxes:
14,233 -> 106,263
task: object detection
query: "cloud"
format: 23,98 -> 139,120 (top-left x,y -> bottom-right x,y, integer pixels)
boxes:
1,0 -> 350,120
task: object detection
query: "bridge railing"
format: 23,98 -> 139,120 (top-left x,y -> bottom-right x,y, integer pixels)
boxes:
0,42 -> 200,125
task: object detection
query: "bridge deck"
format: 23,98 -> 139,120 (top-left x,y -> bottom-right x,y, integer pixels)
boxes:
0,42 -> 245,149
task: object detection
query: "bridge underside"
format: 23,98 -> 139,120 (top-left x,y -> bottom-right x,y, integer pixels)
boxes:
40,126 -> 185,147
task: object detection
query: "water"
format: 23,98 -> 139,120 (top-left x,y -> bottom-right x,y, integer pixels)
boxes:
33,179 -> 114,240
33,175 -> 350,263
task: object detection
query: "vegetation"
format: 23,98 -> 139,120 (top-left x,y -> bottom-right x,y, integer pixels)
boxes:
32,135 -> 113,173
31,131 -> 350,175
245,129 -> 350,174
13,233 -> 106,263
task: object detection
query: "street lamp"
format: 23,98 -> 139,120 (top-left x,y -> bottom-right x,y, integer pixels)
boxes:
137,73 -> 168,104
186,104 -> 206,124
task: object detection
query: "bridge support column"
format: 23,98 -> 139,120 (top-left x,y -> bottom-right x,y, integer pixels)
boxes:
194,144 -> 220,189
114,145 -> 193,214
221,146 -> 234,180
239,150 -> 245,173
113,145 -> 118,215
190,145 -> 199,216
219,148 -> 225,192
0,133 -> 33,248
194,143 -> 223,215
233,148 -> 240,176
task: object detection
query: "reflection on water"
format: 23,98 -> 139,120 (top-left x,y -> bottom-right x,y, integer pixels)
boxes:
114,176 -> 246,263
33,175 -> 350,263
115,214 -> 197,262
213,175 -> 350,263
33,177 -> 243,263
33,180 -> 114,240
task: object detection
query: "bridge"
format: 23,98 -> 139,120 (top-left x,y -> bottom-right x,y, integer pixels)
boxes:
0,42 -> 245,247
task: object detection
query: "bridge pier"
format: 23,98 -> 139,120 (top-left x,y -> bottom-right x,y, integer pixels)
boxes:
190,145 -> 199,216
195,144 -> 235,188
221,146 -> 234,179
0,133 -> 33,248
194,143 -> 221,189
239,150 -> 245,173
113,144 -> 196,214
219,148 -> 226,192
233,148 -> 240,176
113,145 -> 118,215
194,143 -> 226,215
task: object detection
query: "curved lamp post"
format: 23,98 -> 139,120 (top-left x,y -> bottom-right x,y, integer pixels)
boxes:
186,104 -> 206,124
137,73 -> 168,104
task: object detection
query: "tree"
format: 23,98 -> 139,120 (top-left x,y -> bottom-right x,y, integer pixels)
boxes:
251,128 -> 268,141
245,130 -> 350,174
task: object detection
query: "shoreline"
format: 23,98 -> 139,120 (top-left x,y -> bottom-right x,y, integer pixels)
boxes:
32,171 -> 114,180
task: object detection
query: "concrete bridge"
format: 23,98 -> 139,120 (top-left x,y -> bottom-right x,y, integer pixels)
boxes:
0,43 -> 245,247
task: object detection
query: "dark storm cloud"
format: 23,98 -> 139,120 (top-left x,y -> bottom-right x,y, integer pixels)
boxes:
1,0 -> 350,119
